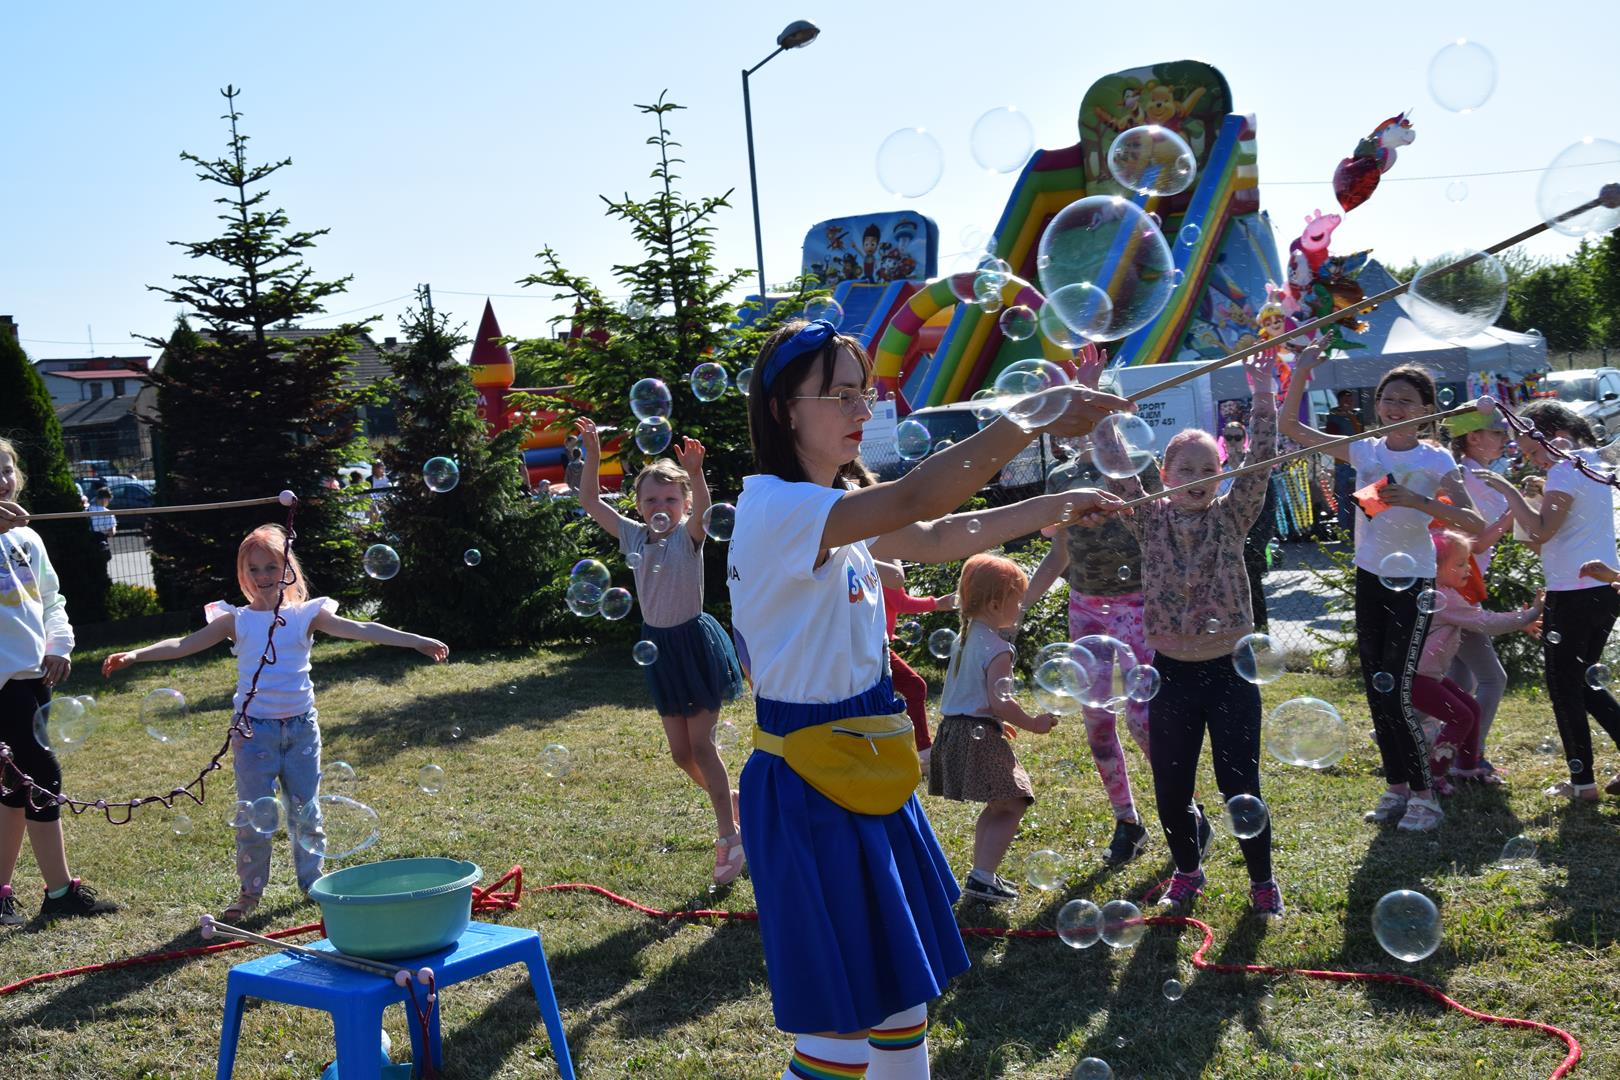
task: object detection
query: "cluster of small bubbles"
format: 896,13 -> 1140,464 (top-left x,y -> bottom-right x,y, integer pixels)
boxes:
417,764 -> 444,795
1377,551 -> 1418,591
1099,899 -> 1146,948
630,378 -> 673,421
633,640 -> 659,666
363,544 -> 401,581
895,419 -> 932,461
422,456 -> 460,493
600,588 -> 634,621
1231,633 -> 1285,684
690,362 -> 730,402
1372,671 -> 1396,694
540,743 -> 572,780
635,416 -> 674,455
1264,697 -> 1348,768
463,549 -> 482,567
1024,848 -> 1066,890
928,627 -> 959,659
875,127 -> 944,198
1372,889 -> 1443,962
702,503 -> 736,541
803,296 -> 844,327
1220,794 -> 1269,839
1162,978 -> 1185,1001
1056,899 -> 1103,949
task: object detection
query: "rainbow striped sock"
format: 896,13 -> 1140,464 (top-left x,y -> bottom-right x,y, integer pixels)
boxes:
868,1018 -> 927,1052
787,1049 -> 869,1079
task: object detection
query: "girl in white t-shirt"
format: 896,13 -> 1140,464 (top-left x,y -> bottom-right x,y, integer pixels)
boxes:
728,318 -> 1125,1079
104,525 -> 447,920
1281,346 -> 1483,832
1475,400 -> 1620,801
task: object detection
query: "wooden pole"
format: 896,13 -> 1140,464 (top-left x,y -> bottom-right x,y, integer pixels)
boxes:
23,495 -> 287,523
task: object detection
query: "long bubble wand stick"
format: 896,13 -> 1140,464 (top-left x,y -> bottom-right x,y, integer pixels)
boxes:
24,494 -> 287,522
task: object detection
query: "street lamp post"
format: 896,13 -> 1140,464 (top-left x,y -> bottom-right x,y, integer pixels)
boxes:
742,19 -> 820,298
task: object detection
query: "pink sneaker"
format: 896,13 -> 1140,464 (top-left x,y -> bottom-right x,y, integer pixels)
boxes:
712,833 -> 745,886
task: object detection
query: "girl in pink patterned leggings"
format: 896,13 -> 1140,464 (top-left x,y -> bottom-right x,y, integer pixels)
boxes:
1026,453 -> 1160,867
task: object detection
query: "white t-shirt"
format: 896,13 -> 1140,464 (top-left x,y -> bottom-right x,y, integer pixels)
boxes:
1456,453 -> 1509,574
1541,449 -> 1618,591
215,597 -> 338,718
1349,438 -> 1457,577
938,620 -> 1012,719
727,474 -> 887,704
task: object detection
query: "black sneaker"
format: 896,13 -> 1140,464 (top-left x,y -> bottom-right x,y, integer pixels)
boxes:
1195,804 -> 1215,860
1102,819 -> 1150,866
0,890 -> 24,927
961,872 -> 1019,904
39,879 -> 119,920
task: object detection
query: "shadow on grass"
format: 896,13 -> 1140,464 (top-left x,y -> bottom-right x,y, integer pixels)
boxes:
1542,797 -> 1620,949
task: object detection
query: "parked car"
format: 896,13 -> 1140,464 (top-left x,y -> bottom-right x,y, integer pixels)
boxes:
1543,368 -> 1620,441
79,478 -> 155,531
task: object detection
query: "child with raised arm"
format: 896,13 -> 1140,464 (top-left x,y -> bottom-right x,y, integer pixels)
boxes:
928,554 -> 1058,905
574,419 -> 747,885
103,525 -> 446,920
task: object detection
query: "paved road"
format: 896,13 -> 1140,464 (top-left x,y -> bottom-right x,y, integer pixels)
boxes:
109,532 -> 155,590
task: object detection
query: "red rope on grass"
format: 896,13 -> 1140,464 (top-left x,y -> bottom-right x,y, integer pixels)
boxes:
0,869 -> 1582,1078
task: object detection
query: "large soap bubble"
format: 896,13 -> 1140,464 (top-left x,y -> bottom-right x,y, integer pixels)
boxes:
994,358 -> 1071,431
1372,889 -> 1442,962
292,794 -> 381,860
1427,39 -> 1496,113
1536,138 -> 1620,238
1073,634 -> 1138,710
630,378 -> 673,421
1038,197 -> 1173,343
1107,125 -> 1197,197
875,128 -> 944,198
1264,696 -> 1348,769
1407,250 -> 1508,340
32,696 -> 95,754
141,687 -> 190,743
1090,413 -> 1157,479
1056,898 -> 1103,948
970,106 -> 1035,174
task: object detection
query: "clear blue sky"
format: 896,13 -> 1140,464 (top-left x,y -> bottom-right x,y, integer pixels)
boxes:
3,0 -> 1613,362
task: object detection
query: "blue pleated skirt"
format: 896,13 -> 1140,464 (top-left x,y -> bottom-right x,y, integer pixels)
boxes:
640,613 -> 743,718
740,678 -> 970,1034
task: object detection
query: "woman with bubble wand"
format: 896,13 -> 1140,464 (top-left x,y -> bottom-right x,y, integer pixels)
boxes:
0,437 -> 121,926
573,419 -> 747,887
728,317 -> 1125,1079
102,523 -> 447,922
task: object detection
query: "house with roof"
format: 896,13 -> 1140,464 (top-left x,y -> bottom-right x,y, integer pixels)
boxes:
28,353 -> 157,476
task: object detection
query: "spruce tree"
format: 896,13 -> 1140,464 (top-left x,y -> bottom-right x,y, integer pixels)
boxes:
0,331 -> 109,620
373,292 -> 575,645
142,86 -> 373,611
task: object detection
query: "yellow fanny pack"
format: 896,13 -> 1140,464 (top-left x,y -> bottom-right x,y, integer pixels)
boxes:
752,713 -> 921,816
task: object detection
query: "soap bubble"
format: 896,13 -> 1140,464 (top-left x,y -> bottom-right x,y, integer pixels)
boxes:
1568,758 -> 1583,775
1037,302 -> 1087,349
928,628 -> 959,659
1116,565 -> 1131,580
599,587 -> 633,621
1415,588 -> 1445,615
1372,889 -> 1442,962
565,579 -> 604,617
1205,617 -> 1221,635
540,743 -> 572,780
363,544 -> 401,581
1107,125 -> 1197,196
1032,684 -> 1084,717
1057,898 -> 1103,948
735,366 -> 754,395
1587,663 -> 1611,691
1446,181 -> 1469,203
1091,413 -> 1158,479
875,127 -> 944,198
1036,655 -> 1092,697
690,362 -> 729,402
993,676 -> 1016,701
649,511 -> 673,532
994,358 -> 1072,431
630,378 -> 673,421
1408,250 -> 1509,340
1024,848 -> 1066,890
1073,1058 -> 1112,1080
1038,196 -> 1173,341
1377,551 -> 1418,591
633,640 -> 659,666
1220,794 -> 1269,839
1498,835 -> 1538,869
702,503 -> 736,541
1074,634 -> 1138,710
247,794 -> 281,835
463,548 -> 482,567
417,764 -> 444,795
1232,633 -> 1285,684
323,761 -> 357,797
1100,899 -> 1147,948
896,620 -> 923,647
970,106 -> 1035,173
712,720 -> 739,751
1546,630 -> 1562,645
422,456 -> 460,493
970,724 -> 986,741
1427,39 -> 1496,113
136,686 -> 193,744
292,794 -> 381,860
226,799 -> 252,830
1124,664 -> 1160,703
1179,222 -> 1202,247
895,419 -> 932,461
172,813 -> 193,837
804,296 -> 845,327
1046,282 -> 1117,343
635,417 -> 674,455
1163,978 -> 1185,1001
1536,138 -> 1620,237
999,304 -> 1037,341
1265,697 -> 1347,768
1372,671 -> 1395,694
973,268 -> 1009,305
32,696 -> 94,754
571,559 -> 611,591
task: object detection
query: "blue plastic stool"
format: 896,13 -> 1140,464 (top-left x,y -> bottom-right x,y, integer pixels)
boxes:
216,920 -> 575,1079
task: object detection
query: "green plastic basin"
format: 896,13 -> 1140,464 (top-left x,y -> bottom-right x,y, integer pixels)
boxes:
308,857 -> 481,961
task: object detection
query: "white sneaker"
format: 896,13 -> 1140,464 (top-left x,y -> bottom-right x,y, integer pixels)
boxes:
1396,796 -> 1444,832
1363,791 -> 1408,823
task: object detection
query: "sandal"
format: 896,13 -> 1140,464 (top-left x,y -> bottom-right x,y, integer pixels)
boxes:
219,893 -> 261,923
712,833 -> 745,887
1544,780 -> 1600,802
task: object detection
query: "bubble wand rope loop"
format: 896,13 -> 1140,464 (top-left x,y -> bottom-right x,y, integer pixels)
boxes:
1105,400 -> 1492,514
1123,188 -> 1617,405
1492,397 -> 1620,489
0,493 -> 302,824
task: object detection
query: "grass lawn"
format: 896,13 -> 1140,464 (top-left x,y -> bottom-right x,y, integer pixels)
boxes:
1,636 -> 1616,1079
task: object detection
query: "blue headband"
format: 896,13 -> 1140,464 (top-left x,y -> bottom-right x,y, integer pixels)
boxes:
762,320 -> 837,391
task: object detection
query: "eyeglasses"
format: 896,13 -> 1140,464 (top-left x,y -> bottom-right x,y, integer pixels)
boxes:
790,387 -> 879,417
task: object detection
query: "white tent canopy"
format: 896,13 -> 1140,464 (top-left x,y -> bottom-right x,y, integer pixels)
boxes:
1308,261 -> 1548,392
